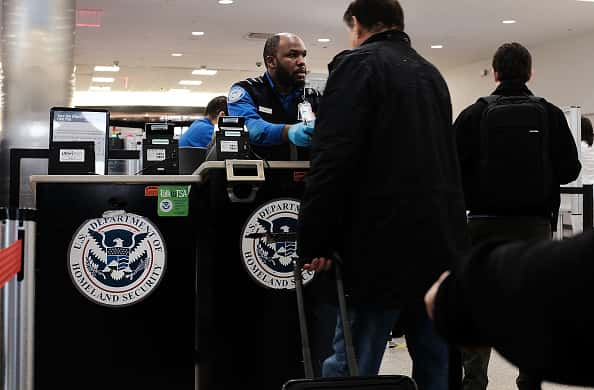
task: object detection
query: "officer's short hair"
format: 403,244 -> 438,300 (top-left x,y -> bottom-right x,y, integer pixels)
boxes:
492,43 -> 532,83
343,0 -> 404,32
263,35 -> 281,66
582,116 -> 594,147
205,96 -> 228,119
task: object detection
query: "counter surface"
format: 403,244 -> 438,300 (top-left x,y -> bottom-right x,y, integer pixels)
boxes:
30,174 -> 201,184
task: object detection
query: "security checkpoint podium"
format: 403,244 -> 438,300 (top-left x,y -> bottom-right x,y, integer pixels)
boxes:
30,175 -> 201,390
194,160 -> 334,390
27,162 -> 334,390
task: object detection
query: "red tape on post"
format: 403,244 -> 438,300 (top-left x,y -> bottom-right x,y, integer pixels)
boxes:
0,240 -> 22,289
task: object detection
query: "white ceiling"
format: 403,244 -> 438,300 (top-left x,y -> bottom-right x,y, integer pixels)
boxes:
74,0 -> 594,97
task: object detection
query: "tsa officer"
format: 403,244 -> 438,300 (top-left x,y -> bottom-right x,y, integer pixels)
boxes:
179,96 -> 228,147
227,33 -> 321,160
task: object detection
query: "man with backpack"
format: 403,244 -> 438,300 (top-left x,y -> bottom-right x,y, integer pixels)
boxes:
454,42 -> 581,390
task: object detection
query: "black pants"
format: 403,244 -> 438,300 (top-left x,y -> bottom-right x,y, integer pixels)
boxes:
461,216 -> 551,390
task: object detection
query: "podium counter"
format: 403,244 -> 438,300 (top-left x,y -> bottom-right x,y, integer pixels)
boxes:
31,174 -> 200,390
30,162 -> 334,390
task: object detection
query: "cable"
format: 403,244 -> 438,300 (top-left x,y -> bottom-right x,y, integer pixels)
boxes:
134,156 -> 177,175
250,149 -> 270,169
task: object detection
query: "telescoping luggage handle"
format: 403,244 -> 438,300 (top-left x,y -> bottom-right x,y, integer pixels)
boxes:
293,254 -> 359,379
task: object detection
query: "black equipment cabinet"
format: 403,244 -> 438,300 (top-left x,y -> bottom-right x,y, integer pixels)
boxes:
194,161 -> 334,390
31,175 -> 200,390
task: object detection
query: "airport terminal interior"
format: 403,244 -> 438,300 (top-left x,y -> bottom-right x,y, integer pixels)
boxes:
1,0 -> 594,389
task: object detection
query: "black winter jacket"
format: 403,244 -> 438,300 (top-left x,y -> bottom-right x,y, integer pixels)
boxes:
455,81 -> 581,220
297,30 -> 469,306
434,230 -> 594,386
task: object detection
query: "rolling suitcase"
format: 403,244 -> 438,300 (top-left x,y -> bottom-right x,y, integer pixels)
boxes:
283,257 -> 418,390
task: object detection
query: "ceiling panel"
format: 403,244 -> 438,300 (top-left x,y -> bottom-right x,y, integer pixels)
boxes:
73,0 -> 594,100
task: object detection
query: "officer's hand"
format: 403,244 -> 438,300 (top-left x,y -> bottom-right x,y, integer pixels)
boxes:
288,122 -> 315,147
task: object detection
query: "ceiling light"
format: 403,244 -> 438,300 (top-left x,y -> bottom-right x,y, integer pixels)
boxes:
92,77 -> 115,83
577,0 -> 594,2
169,89 -> 191,93
192,31 -> 205,36
192,68 -> 218,76
89,86 -> 111,91
179,80 -> 203,86
317,38 -> 331,43
94,65 -> 120,72
431,45 -> 444,49
218,0 -> 234,4
171,53 -> 184,57
502,20 -> 517,24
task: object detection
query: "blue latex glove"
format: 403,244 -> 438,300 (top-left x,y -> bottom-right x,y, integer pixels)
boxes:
288,120 -> 315,147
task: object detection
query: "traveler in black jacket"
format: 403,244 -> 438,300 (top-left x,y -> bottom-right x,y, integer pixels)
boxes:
297,1 -> 469,388
425,228 -> 594,387
454,43 -> 581,390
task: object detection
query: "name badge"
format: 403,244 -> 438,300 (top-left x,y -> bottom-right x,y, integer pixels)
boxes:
259,106 -> 273,115
298,102 -> 315,123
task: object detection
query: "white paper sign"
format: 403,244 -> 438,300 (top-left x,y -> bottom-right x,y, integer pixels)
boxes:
59,149 -> 85,163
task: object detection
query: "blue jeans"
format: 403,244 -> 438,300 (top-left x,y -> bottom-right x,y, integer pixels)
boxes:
322,303 -> 449,390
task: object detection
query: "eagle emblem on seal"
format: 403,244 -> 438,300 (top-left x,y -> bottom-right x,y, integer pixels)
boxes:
86,228 -> 149,286
240,198 -> 314,290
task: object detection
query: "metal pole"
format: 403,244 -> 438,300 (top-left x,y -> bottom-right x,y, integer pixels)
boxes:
17,209 -> 36,390
2,209 -> 19,390
292,261 -> 314,379
334,264 -> 359,377
0,207 -> 7,390
0,0 -> 76,207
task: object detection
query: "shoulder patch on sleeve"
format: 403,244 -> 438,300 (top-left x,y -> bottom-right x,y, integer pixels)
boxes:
228,86 -> 246,104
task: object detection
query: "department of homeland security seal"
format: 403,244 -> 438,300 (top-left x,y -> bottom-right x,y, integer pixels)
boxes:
68,211 -> 166,307
240,198 -> 314,290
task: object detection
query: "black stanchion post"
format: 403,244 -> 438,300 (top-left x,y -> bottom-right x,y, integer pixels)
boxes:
583,184 -> 593,231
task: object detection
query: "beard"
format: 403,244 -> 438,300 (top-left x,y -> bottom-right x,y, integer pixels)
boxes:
276,63 -> 305,89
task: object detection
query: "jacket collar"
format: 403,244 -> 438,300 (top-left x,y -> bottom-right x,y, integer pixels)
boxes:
360,29 -> 411,47
492,79 -> 534,96
328,30 -> 411,72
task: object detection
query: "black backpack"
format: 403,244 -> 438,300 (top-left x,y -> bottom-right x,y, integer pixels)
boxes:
478,95 -> 553,215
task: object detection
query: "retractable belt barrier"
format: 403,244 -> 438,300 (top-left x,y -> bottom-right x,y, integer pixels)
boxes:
0,239 -> 22,288
1,207 -> 37,390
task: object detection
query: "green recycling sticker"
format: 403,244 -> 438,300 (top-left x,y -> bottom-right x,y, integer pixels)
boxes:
158,185 -> 190,217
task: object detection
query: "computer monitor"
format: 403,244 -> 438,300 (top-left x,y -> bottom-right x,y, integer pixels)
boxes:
145,122 -> 174,138
179,147 -> 207,174
50,107 -> 109,175
48,141 -> 96,175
